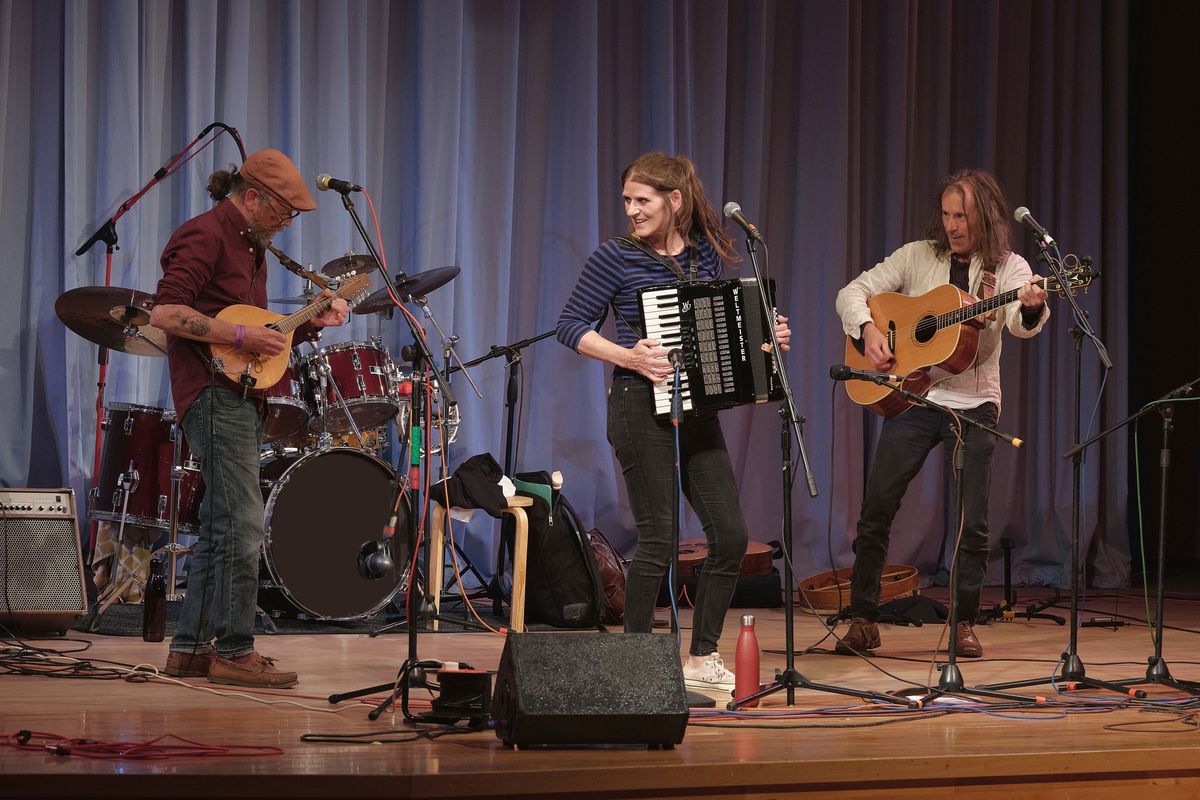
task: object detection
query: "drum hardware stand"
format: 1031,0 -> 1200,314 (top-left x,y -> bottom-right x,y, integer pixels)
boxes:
422,305 -> 489,597
973,248 -> 1142,698
1079,377 -> 1200,695
448,330 -> 556,619
89,466 -> 141,628
326,181 -> 470,723
162,424 -> 196,602
725,224 -> 912,711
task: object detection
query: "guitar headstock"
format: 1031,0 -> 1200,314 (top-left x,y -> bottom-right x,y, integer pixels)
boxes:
1044,263 -> 1098,297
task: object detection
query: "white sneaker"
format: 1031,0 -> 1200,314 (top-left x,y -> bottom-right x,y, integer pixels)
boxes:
683,652 -> 735,692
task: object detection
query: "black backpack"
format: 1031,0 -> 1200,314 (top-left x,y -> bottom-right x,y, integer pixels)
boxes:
501,472 -> 605,629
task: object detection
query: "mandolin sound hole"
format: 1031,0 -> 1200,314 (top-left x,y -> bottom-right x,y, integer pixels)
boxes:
914,314 -> 938,344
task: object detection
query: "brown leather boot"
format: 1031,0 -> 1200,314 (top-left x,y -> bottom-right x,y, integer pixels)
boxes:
955,622 -> 983,658
835,617 -> 881,655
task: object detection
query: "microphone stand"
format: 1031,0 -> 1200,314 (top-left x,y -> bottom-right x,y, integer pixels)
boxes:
325,188 -> 460,723
448,330 -> 556,619
975,248 -> 1142,698
1084,378 -> 1200,694
728,233 -> 905,710
876,382 -> 1038,704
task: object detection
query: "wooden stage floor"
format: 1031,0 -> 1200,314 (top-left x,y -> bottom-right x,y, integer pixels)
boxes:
4,588 -> 1200,799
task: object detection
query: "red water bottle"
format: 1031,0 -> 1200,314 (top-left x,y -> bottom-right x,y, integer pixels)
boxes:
734,614 -> 760,708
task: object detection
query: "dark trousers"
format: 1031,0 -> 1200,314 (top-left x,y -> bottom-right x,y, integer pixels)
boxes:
849,402 -> 998,624
606,376 -> 748,656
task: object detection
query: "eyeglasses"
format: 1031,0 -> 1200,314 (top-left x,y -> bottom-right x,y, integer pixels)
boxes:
250,184 -> 300,222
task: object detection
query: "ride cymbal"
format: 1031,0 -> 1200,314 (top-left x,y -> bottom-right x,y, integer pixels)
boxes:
55,286 -> 167,356
353,266 -> 461,315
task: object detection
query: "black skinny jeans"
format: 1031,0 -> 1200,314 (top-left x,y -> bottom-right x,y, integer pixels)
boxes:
848,402 -> 998,624
607,376 -> 748,657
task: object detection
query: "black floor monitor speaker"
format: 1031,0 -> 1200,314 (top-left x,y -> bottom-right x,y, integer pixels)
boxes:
0,489 -> 88,633
492,632 -> 689,748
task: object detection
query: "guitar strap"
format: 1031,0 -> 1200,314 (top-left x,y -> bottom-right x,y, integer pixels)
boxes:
978,263 -> 998,320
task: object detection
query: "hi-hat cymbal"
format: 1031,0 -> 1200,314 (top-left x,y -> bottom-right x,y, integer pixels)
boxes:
320,253 -> 379,279
55,286 -> 167,357
353,266 -> 461,315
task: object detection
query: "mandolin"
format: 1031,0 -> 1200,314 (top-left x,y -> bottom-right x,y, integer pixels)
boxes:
677,539 -> 774,577
209,273 -> 370,391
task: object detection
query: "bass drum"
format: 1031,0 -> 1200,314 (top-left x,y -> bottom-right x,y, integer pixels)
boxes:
260,448 -> 408,620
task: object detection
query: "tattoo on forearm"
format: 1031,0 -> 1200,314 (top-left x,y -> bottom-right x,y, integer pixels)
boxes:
184,315 -> 211,338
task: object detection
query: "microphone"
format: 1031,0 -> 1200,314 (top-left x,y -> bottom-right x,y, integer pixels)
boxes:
667,348 -> 684,367
315,173 -> 362,194
1014,206 -> 1056,247
829,363 -> 902,383
723,201 -> 765,243
357,538 -> 393,580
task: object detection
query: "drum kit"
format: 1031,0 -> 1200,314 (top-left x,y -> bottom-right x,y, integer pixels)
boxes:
56,253 -> 463,622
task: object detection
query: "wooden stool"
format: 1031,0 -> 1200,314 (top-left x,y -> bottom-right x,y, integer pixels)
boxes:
428,495 -> 533,632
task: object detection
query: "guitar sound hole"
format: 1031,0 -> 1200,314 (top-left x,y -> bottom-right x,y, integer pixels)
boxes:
914,315 -> 937,344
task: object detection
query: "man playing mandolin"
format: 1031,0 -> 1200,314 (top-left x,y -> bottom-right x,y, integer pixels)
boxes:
833,168 -> 1049,658
149,148 -> 349,687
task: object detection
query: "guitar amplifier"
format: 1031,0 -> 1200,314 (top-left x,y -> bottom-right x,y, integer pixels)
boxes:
0,488 -> 88,633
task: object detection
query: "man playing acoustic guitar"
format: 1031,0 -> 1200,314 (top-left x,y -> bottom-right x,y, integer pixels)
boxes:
149,149 -> 349,687
833,169 -> 1049,658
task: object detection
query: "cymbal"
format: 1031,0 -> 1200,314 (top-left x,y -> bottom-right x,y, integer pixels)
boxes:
55,286 -> 167,357
353,267 -> 460,315
320,253 -> 379,279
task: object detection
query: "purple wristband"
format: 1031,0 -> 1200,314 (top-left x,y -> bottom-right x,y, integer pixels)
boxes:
234,324 -> 246,348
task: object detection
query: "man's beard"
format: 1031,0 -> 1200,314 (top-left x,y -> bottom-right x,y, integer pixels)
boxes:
246,222 -> 277,250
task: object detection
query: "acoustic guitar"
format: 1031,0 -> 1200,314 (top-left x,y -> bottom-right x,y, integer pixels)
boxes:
209,273 -> 370,391
843,264 -> 1095,417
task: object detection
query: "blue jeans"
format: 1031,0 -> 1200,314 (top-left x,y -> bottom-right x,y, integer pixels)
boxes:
170,387 -> 265,659
848,403 -> 998,624
607,376 -> 748,656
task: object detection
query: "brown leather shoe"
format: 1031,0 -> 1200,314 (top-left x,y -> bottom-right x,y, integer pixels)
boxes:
207,652 -> 299,688
955,622 -> 983,658
835,617 -> 881,655
164,649 -> 215,677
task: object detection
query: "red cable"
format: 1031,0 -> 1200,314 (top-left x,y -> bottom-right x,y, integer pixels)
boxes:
1,730 -> 283,760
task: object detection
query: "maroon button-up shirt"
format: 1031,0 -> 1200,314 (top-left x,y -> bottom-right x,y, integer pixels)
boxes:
154,199 -> 315,417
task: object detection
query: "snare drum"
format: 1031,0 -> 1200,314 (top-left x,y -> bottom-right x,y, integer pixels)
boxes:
304,339 -> 401,433
259,448 -> 407,620
90,403 -> 204,534
262,352 -> 312,442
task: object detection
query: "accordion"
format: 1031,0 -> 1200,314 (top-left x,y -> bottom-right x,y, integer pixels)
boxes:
637,278 -> 784,417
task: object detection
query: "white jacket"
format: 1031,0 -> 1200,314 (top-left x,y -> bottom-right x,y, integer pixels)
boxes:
835,240 -> 1050,415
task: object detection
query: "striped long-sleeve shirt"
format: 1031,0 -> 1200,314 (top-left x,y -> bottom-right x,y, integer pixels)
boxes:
556,235 -> 724,356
